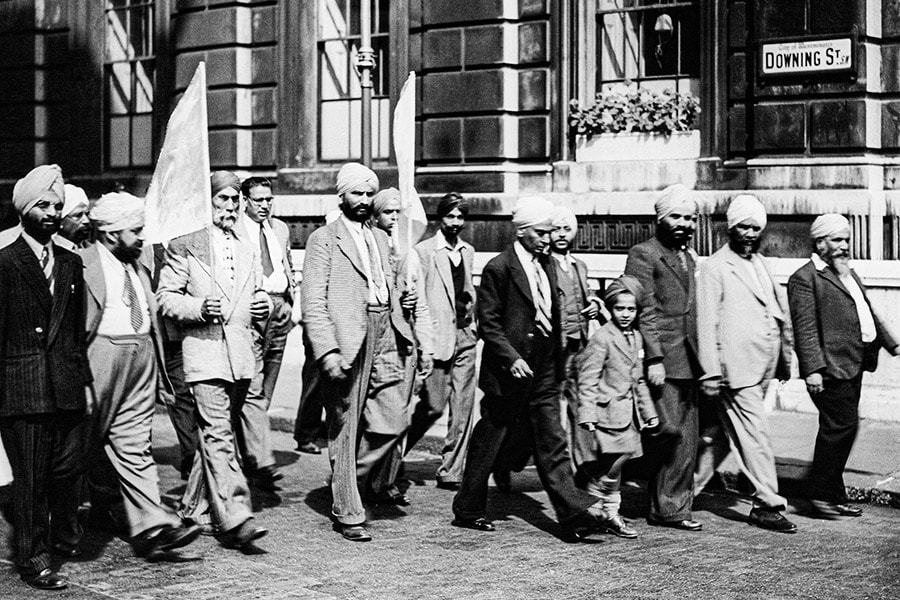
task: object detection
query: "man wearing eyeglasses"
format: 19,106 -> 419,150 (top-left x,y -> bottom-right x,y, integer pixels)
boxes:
236,177 -> 296,491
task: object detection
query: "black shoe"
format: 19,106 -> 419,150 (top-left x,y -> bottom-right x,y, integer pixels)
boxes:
451,517 -> 496,532
835,503 -> 863,517
748,507 -> 797,533
365,488 -> 411,506
133,524 -> 202,559
219,520 -> 268,549
561,512 -> 606,543
50,540 -> 82,558
596,514 -> 638,539
249,465 -> 284,491
810,499 -> 863,519
21,568 -> 67,590
647,517 -> 703,532
333,522 -> 372,541
296,442 -> 322,455
435,480 -> 461,491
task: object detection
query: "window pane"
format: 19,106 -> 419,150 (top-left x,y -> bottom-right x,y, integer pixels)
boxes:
130,6 -> 153,58
320,40 -> 351,100
108,116 -> 131,167
320,101 -> 352,160
373,97 -> 389,159
107,63 -> 131,114
320,0 -> 349,39
134,60 -> 154,112
131,114 -> 153,166
106,9 -> 130,61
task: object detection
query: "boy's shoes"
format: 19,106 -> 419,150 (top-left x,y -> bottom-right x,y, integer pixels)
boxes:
597,514 -> 638,539
748,507 -> 797,533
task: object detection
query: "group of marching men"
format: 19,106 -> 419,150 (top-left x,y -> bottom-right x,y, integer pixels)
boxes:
0,162 -> 890,590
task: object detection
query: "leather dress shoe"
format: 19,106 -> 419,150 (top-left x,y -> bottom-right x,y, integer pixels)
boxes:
218,521 -> 268,549
647,517 -> 703,532
365,488 -> 411,507
835,503 -> 863,517
21,568 -> 67,591
134,523 -> 202,559
296,442 -> 322,455
597,514 -> 638,539
435,480 -> 461,491
249,465 -> 284,491
51,540 -> 82,558
748,507 -> 797,533
451,517 -> 496,532
334,522 -> 372,542
810,499 -> 863,519
562,512 -> 606,543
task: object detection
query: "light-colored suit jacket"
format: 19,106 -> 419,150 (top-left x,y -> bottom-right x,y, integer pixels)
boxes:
157,225 -> 267,383
414,231 -> 475,362
301,218 -> 413,367
696,245 -> 792,389
577,321 -> 656,429
81,243 -> 172,394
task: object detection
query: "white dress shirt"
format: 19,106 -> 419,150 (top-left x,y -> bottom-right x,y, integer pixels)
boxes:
96,243 -> 151,336
21,230 -> 54,294
340,214 -> 388,305
241,213 -> 289,295
811,253 -> 876,343
514,240 -> 552,323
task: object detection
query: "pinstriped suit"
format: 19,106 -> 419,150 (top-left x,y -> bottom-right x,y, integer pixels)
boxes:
0,236 -> 90,575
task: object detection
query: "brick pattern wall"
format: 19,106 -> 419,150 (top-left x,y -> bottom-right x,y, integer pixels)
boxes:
172,0 -> 278,169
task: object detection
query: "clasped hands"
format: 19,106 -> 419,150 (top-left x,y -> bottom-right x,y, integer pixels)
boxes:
201,295 -> 270,321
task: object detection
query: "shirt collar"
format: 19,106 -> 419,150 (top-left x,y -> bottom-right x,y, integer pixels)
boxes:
810,253 -> 828,272
551,251 -> 574,266
340,213 -> 363,234
20,230 -> 52,259
514,240 -> 538,264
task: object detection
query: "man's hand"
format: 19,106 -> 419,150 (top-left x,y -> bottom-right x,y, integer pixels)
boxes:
580,300 -> 601,320
647,363 -> 666,387
509,358 -> 534,379
806,372 -> 824,396
201,297 -> 223,321
250,296 -> 270,320
321,352 -> 351,381
417,354 -> 434,379
400,288 -> 418,312
84,385 -> 96,416
700,378 -> 721,397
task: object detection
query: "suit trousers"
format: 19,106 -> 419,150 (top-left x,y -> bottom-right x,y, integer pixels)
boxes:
453,333 -> 598,526
0,411 -> 86,575
647,379 -> 698,522
161,340 -> 198,477
809,375 -> 862,503
322,306 -> 396,526
407,327 -> 478,484
180,379 -> 254,532
293,343 -> 326,446
694,382 -> 786,510
88,334 -> 180,537
238,295 -> 292,471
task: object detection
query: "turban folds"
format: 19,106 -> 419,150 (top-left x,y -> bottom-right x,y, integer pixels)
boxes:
62,184 -> 89,218
437,192 -> 469,219
727,194 -> 767,230
90,192 -> 145,232
372,187 -> 401,215
654,184 -> 697,222
210,171 -> 241,197
512,196 -> 555,230
335,162 -> 379,196
13,164 -> 64,216
604,275 -> 644,309
810,213 -> 850,240
552,206 -> 578,232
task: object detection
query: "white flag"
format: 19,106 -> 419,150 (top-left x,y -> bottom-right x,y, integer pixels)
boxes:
143,62 -> 212,243
392,71 -> 427,259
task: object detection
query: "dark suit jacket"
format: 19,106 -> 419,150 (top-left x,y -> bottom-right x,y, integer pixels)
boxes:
477,245 -> 564,403
624,237 -> 699,379
552,253 -> 598,344
0,236 -> 91,417
787,259 -> 897,379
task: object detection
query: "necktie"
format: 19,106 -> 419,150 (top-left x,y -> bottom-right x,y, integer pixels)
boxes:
40,246 -> 53,290
122,265 -> 144,332
259,225 -> 274,277
364,226 -> 388,304
532,257 -> 553,336
676,247 -> 688,274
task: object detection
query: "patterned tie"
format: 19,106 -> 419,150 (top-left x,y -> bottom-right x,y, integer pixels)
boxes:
532,257 -> 553,336
122,266 -> 144,332
363,226 -> 388,304
259,225 -> 274,277
40,247 -> 53,288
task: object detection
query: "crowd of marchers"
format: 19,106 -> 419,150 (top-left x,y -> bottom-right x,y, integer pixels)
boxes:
0,164 -> 890,591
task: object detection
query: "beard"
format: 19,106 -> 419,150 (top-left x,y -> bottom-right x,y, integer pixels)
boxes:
830,254 -> 851,276
342,202 -> 372,223
112,243 -> 142,263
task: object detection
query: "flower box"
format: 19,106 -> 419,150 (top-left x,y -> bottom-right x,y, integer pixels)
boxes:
574,130 -> 701,162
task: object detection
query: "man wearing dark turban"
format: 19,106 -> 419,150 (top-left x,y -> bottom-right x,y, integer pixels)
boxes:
300,163 -> 413,542
157,171 -> 271,550
0,165 -> 92,590
623,183 -> 703,532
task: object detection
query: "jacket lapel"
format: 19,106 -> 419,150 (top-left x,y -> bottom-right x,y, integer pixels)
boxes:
11,237 -> 52,311
654,239 -> 688,291
508,249 -> 534,306
817,266 -> 852,298
434,244 -> 455,305
48,250 -> 74,346
609,323 -> 635,361
725,250 -> 767,305
81,244 -> 106,310
575,259 -> 590,302
334,218 -> 368,281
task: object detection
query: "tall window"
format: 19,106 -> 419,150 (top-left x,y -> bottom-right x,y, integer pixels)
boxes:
104,0 -> 155,168
595,0 -> 700,95
318,0 -> 390,161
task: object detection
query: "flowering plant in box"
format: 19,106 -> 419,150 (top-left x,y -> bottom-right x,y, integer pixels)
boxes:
569,83 -> 700,139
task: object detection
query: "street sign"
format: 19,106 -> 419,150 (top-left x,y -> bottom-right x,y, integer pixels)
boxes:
759,36 -> 854,78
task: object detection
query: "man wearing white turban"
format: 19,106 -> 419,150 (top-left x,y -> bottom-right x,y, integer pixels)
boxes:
54,184 -> 91,251
157,171 -> 271,550
300,162 -> 413,542
452,197 -> 614,542
694,195 -> 797,533
0,165 -> 92,590
624,183 -> 702,532
788,214 -> 899,519
81,192 -> 201,559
